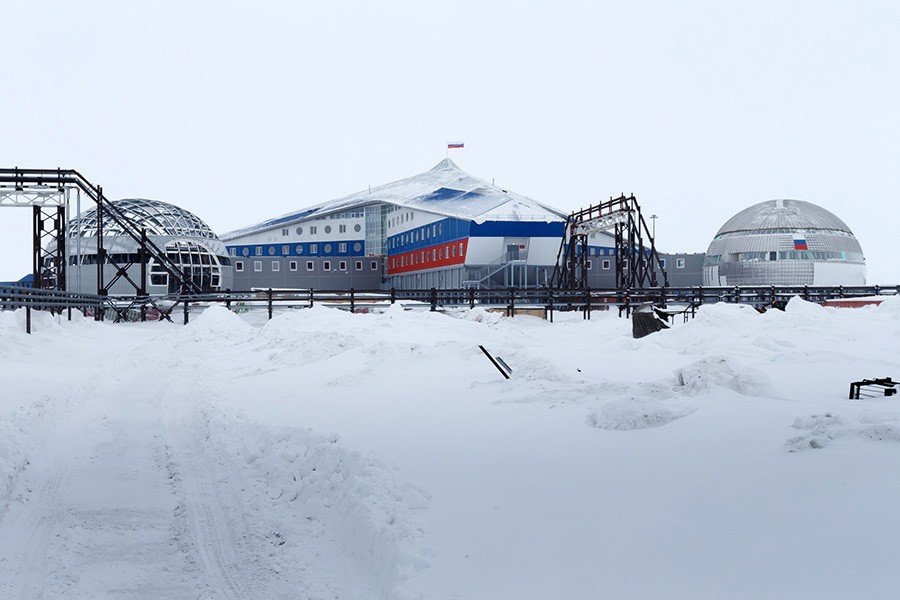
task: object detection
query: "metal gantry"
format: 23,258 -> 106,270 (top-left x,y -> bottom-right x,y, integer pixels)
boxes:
551,194 -> 668,290
0,167 -> 207,321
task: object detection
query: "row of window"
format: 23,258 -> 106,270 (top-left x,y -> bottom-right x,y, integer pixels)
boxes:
390,242 -> 464,269
706,250 -> 863,264
234,259 -> 379,273
68,253 -> 232,267
390,222 -> 445,249
230,242 -> 363,257
589,258 -> 684,270
387,207 -> 415,229
281,222 -> 363,237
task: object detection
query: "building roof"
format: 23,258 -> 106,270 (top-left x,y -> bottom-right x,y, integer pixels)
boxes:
713,199 -> 855,238
222,159 -> 566,240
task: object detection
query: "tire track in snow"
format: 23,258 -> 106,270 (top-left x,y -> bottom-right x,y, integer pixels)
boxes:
164,409 -> 264,600
0,441 -> 73,600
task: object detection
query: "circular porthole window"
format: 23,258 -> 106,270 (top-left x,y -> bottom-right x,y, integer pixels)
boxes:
241,248 -> 249,256
268,246 -> 276,255
296,226 -> 303,235
353,242 -> 362,252
324,225 -> 332,234
354,224 -> 361,233
296,245 -> 304,254
324,244 -> 332,253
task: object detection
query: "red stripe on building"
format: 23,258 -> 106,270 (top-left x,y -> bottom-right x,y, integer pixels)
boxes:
387,239 -> 468,275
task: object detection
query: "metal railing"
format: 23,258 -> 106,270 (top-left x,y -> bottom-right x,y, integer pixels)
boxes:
0,284 -> 107,333
3,284 -> 898,331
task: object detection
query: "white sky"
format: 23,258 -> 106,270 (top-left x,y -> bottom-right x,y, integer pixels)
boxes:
2,1 -> 898,282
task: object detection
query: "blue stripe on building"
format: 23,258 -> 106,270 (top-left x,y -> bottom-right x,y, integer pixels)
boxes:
227,240 -> 366,259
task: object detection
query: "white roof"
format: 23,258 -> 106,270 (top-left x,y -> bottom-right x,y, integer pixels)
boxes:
222,159 -> 566,240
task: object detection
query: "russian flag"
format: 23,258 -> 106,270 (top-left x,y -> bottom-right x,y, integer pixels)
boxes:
793,239 -> 808,250
447,142 -> 464,149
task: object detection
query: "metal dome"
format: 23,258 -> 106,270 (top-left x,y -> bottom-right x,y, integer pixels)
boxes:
704,199 -> 865,286
713,199 -> 853,238
68,198 -> 217,240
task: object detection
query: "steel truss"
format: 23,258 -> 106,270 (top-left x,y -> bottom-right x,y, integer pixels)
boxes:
0,167 -> 206,321
551,194 -> 668,290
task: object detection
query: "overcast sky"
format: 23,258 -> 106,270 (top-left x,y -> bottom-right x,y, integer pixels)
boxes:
2,1 -> 898,282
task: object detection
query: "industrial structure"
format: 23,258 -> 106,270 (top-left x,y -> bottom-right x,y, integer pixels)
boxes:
63,198 -> 233,295
703,199 -> 866,286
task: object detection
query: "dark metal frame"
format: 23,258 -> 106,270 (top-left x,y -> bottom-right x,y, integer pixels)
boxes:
551,194 -> 668,290
1,167 -> 207,322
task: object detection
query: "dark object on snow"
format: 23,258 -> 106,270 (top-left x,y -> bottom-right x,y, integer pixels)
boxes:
849,377 -> 896,399
632,302 -> 671,339
479,345 -> 512,380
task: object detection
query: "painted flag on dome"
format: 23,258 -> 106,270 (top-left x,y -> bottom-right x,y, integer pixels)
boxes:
447,142 -> 464,149
793,239 -> 808,250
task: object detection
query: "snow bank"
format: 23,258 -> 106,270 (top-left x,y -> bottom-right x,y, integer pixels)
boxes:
674,355 -> 775,397
586,397 -> 682,430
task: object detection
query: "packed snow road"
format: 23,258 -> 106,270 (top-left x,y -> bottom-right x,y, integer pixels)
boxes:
0,313 -> 420,599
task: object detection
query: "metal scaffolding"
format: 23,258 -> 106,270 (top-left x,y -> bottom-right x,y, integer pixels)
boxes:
551,194 -> 668,290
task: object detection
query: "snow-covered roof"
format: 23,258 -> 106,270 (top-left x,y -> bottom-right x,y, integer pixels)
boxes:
222,159 -> 566,240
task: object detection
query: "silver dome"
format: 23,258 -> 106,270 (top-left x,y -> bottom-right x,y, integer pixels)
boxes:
704,199 -> 865,286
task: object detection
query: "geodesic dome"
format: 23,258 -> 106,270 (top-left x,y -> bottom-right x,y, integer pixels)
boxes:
64,198 -> 231,294
67,198 -> 218,240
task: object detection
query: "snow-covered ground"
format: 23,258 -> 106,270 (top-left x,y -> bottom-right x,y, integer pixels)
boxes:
1,298 -> 899,599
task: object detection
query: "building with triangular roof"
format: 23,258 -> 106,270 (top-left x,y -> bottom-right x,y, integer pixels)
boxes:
222,159 -> 613,290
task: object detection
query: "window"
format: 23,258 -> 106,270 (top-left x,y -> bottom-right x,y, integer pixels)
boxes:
337,242 -> 346,253
587,260 -> 592,269
371,261 -> 377,270
676,258 -> 685,269
310,244 -> 318,254
324,243 -> 332,253
451,245 -> 456,257
354,224 -> 361,233
229,248 -> 236,256
339,224 -> 346,233
355,260 -> 362,270
353,242 -> 362,252
289,261 -> 297,271
235,261 -> 244,272
282,228 -> 289,236
271,261 -> 280,271
282,245 -> 289,254
659,258 -> 666,268
339,261 -> 347,271
296,245 -> 304,254
324,225 -> 332,234
242,247 -> 250,256
296,226 -> 303,235
602,259 -> 610,270
268,246 -> 276,256
255,247 -> 262,256
458,242 -> 463,255
306,261 -> 314,271
254,261 -> 262,272
310,226 -> 317,234
323,261 -> 331,271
